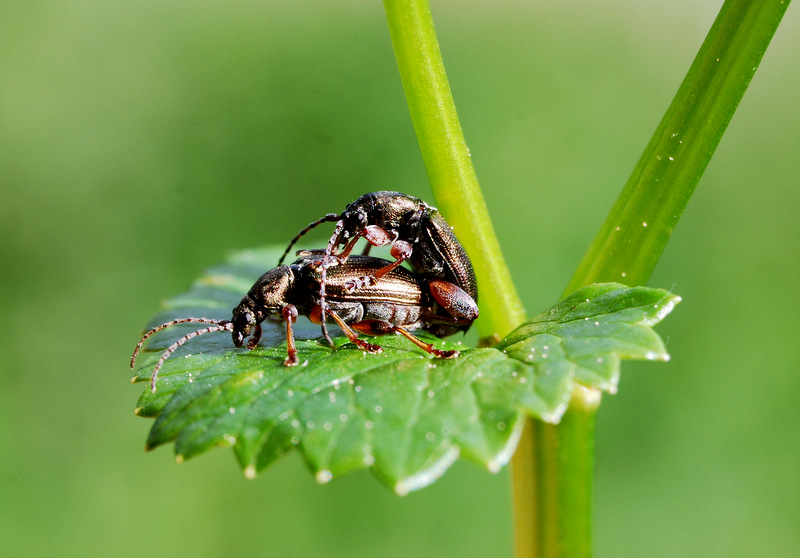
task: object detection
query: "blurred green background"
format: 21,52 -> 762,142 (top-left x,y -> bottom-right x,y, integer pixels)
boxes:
1,1 -> 797,556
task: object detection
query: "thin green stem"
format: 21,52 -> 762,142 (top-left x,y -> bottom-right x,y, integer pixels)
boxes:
515,1 -> 791,557
565,0 -> 791,292
382,0 -> 525,343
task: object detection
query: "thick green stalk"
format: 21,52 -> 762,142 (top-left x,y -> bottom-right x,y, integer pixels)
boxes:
515,2 -> 791,558
382,0 -> 525,343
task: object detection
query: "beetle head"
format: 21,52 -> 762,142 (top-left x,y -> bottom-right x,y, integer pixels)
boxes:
231,266 -> 295,347
339,205 -> 369,240
231,303 -> 258,347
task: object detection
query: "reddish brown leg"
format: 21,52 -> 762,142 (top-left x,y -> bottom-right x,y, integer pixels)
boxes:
326,310 -> 383,354
350,320 -> 459,359
393,327 -> 459,359
349,239 -> 413,284
282,305 -> 299,366
334,233 -> 364,260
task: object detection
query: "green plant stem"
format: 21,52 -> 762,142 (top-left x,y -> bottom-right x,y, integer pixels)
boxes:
565,0 -> 792,293
382,0 -> 525,344
513,388 -> 600,558
512,2 -> 791,557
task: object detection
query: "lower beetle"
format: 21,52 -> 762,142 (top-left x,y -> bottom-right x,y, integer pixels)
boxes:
277,191 -> 478,343
132,253 -> 479,392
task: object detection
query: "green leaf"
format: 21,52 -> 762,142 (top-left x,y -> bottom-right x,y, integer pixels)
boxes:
131,248 -> 679,493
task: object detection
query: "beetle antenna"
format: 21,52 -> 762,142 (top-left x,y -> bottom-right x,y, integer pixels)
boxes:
131,317 -> 231,368
278,213 -> 341,266
147,322 -> 235,393
318,220 -> 347,346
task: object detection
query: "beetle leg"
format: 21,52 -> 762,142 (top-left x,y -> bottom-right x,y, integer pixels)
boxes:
350,320 -> 459,359
394,326 -> 459,359
334,232 -> 364,260
325,310 -> 383,354
361,225 -> 395,247
427,279 -> 479,321
343,275 -> 376,294
371,240 -> 413,280
282,304 -> 300,366
246,321 -> 262,350
344,240 -> 414,295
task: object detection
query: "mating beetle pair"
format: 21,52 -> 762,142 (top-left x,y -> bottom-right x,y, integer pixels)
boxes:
279,191 -> 478,341
132,192 -> 479,391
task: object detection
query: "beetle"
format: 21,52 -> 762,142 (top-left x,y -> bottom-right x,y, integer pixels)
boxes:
132,252 -> 479,392
277,191 -> 478,343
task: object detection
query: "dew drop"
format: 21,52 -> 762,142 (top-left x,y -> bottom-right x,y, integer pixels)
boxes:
426,432 -> 435,441
365,420 -> 374,430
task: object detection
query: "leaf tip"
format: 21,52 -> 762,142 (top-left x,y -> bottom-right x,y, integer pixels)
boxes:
486,460 -> 502,474
315,470 -> 333,485
133,406 -> 143,416
175,454 -> 184,464
243,465 -> 257,480
645,293 -> 682,326
392,446 -> 461,496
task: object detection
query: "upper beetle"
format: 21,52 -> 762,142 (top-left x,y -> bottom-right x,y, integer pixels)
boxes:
278,191 -> 478,341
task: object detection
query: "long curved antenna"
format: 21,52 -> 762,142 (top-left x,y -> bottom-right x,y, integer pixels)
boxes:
131,317 -> 229,368
147,322 -> 234,393
319,220 -> 347,346
278,213 -> 341,266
